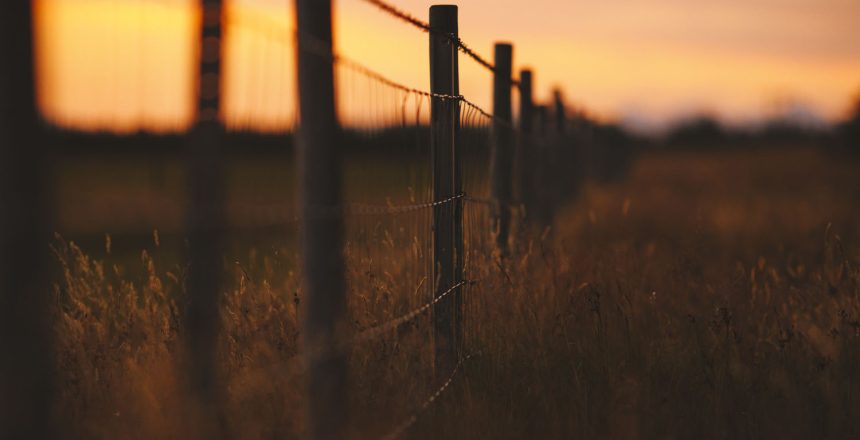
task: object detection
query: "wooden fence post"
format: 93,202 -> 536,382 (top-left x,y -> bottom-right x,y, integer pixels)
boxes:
430,4 -> 462,376
0,2 -> 54,437
535,104 -> 555,228
553,89 -> 579,202
186,0 -> 226,434
491,43 -> 514,256
295,0 -> 347,439
516,70 -> 534,225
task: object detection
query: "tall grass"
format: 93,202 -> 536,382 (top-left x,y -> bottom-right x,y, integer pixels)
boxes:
51,147 -> 860,438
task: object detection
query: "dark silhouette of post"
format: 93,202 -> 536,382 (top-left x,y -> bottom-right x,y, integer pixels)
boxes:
0,2 -> 54,438
535,104 -> 554,228
296,0 -> 347,439
517,70 -> 535,224
450,8 -> 464,380
553,88 -> 579,202
491,43 -> 514,255
537,106 -> 550,136
430,5 -> 462,376
186,0 -> 225,434
553,89 -> 566,135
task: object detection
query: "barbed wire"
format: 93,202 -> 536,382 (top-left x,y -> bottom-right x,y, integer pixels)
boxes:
297,31 -> 507,130
334,52 -> 463,102
148,0 -> 512,87
231,193 -> 464,224
453,37 -> 495,73
380,352 -> 477,440
229,280 -> 475,384
297,31 -> 491,113
353,280 -> 470,343
226,4 -> 508,125
356,0 -> 499,78
347,193 -> 464,215
359,0 -> 432,32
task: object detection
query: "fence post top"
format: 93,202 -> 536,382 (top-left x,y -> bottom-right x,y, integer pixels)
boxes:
520,69 -> 533,83
430,5 -> 457,25
430,4 -> 458,12
494,43 -> 513,57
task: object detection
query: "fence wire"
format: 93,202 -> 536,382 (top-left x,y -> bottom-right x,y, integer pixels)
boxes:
357,0 -> 521,85
380,352 -> 477,440
42,1 -> 528,438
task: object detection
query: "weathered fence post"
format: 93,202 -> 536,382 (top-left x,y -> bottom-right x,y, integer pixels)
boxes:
430,4 -> 462,376
295,0 -> 347,439
0,2 -> 54,437
491,43 -> 514,256
516,69 -> 534,225
186,0 -> 225,434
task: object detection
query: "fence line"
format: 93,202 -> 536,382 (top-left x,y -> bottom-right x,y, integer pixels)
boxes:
217,280 -> 474,386
228,11 -> 507,127
353,280 -> 470,343
231,4 -> 508,433
360,0 -> 432,33
2,0 -> 584,438
358,0 -> 503,79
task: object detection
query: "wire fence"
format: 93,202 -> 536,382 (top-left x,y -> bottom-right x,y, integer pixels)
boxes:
359,0 -> 502,79
1,0 -> 621,438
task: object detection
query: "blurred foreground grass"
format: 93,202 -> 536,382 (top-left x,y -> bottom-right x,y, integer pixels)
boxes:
52,146 -> 860,438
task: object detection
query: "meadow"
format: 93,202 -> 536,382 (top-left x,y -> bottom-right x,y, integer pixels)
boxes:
51,144 -> 860,438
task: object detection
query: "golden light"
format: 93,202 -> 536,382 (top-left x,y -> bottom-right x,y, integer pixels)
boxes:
34,0 -> 860,133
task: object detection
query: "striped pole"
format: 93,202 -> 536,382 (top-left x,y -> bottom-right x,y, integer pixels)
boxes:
186,0 -> 226,435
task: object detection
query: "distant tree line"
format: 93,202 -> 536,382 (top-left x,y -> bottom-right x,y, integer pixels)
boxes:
660,115 -> 831,150
656,92 -> 860,154
836,93 -> 860,155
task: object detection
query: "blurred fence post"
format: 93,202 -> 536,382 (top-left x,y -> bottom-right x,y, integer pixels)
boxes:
430,4 -> 462,376
0,2 -> 54,437
296,0 -> 348,439
553,90 -> 566,135
186,0 -> 225,434
451,8 -> 464,380
516,70 -> 534,225
535,104 -> 554,228
491,43 -> 514,256
553,89 -> 579,203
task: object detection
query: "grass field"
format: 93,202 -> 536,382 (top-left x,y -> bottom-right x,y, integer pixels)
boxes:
51,145 -> 860,438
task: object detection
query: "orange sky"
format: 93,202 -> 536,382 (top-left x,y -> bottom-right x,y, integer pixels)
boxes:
35,0 -> 860,133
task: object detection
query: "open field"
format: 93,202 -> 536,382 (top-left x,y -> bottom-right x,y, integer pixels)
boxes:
51,145 -> 860,438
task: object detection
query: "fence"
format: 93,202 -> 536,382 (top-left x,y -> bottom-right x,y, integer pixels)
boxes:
0,0 -> 597,438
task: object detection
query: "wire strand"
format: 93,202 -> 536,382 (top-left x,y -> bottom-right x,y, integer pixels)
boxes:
380,352 -> 477,440
356,0 -> 506,79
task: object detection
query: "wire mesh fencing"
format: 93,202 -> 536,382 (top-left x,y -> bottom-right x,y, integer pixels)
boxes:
2,0 -> 597,438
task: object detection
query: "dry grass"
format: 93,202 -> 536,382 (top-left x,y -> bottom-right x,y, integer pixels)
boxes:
52,146 -> 860,438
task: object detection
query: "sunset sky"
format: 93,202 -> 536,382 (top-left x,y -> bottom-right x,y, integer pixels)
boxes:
35,0 -> 860,133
